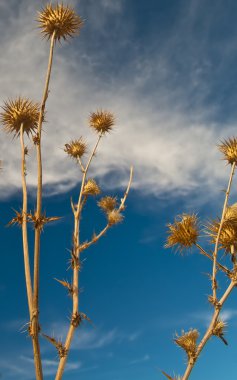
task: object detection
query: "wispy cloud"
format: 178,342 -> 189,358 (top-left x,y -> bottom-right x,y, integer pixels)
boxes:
43,321 -> 119,351
130,354 -> 150,365
43,320 -> 141,351
0,354 -> 81,379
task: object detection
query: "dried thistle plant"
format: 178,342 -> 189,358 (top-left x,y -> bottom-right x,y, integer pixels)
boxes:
54,113 -> 133,379
0,3 -> 133,380
162,140 -> 237,380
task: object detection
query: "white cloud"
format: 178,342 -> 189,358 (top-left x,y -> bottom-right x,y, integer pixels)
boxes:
130,354 -> 150,365
0,354 -> 81,379
0,0 -> 235,203
44,321 -> 119,350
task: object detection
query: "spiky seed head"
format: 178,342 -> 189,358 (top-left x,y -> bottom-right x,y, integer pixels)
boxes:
83,179 -> 101,196
64,138 -> 87,159
212,319 -> 227,337
107,209 -> 123,225
206,218 -> 237,253
37,3 -> 83,41
165,214 -> 199,253
89,110 -> 115,134
174,329 -> 199,359
218,138 -> 237,165
224,203 -> 237,223
0,97 -> 40,137
98,196 -> 117,212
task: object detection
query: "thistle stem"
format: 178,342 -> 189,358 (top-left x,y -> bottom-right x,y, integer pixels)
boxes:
32,31 -> 56,380
20,124 -> 33,316
212,162 -> 235,301
55,133 -> 103,380
195,243 -> 230,275
80,166 -> 133,252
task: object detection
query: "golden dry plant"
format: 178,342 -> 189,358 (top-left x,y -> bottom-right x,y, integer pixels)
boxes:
0,3 -> 133,380
162,137 -> 237,380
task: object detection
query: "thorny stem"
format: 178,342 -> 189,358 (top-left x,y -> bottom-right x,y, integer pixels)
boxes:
55,133 -> 102,380
20,124 -> 33,316
32,31 -> 56,380
195,243 -> 230,275
182,279 -> 236,380
55,149 -> 133,379
80,166 -> 134,253
212,162 -> 235,301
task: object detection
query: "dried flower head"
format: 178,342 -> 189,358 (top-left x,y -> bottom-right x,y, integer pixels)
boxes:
174,329 -> 199,359
212,319 -> 228,345
98,196 -> 117,212
83,179 -> 101,196
206,218 -> 237,253
107,209 -> 123,225
224,203 -> 237,223
0,97 -> 40,137
89,110 -> 115,134
165,214 -> 199,252
218,138 -> 237,165
37,3 -> 83,41
64,138 -> 87,159
212,319 -> 227,337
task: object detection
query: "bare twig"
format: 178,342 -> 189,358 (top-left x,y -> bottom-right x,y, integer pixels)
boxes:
80,166 -> 134,252
212,163 -> 235,301
195,243 -> 231,275
20,124 -> 33,315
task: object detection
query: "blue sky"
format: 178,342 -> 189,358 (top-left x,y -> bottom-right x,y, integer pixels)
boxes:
1,0 -> 237,379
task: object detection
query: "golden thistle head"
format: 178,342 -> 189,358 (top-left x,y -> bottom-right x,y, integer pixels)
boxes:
64,138 -> 87,159
224,203 -> 237,223
107,209 -> 123,225
206,217 -> 237,253
0,97 -> 40,137
98,196 -> 117,212
165,213 -> 199,252
89,110 -> 115,134
174,329 -> 199,359
37,3 -> 83,41
83,179 -> 101,196
218,138 -> 237,165
212,319 -> 227,337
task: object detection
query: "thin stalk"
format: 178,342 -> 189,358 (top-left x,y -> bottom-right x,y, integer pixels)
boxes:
195,243 -> 230,275
80,166 -> 134,252
32,31 -> 56,380
20,124 -> 33,316
212,163 -> 235,300
55,133 -> 103,380
182,280 -> 236,380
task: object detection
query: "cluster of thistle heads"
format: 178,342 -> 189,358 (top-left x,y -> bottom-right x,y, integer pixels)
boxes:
165,137 -> 237,255
0,4 -> 123,224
